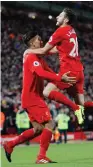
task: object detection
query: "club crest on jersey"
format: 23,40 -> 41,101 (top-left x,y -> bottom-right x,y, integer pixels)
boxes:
33,61 -> 40,66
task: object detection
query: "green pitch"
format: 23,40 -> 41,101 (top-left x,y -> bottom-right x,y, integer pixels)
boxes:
1,142 -> 93,167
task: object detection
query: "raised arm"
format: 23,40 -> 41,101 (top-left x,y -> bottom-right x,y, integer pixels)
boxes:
49,46 -> 58,54
24,42 -> 54,56
24,27 -> 62,56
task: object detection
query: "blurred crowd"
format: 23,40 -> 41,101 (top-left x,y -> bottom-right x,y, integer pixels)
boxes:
52,1 -> 93,12
1,5 -> 93,135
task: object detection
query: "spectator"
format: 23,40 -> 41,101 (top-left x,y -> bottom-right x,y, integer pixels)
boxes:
55,109 -> 70,143
16,108 -> 30,134
1,4 -> 93,134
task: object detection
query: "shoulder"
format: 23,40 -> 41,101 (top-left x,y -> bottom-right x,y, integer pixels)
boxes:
54,27 -> 62,34
23,49 -> 36,57
53,27 -> 65,36
23,50 -> 37,63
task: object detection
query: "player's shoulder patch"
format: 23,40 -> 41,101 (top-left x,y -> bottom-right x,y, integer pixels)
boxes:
33,61 -> 40,66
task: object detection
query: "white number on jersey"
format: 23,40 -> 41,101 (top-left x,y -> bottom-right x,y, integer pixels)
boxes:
69,37 -> 78,57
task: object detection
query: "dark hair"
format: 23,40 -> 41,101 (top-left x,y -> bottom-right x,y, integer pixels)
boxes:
63,8 -> 77,25
22,31 -> 38,46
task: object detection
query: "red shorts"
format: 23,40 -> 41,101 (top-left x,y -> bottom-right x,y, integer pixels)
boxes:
26,105 -> 52,124
53,70 -> 84,94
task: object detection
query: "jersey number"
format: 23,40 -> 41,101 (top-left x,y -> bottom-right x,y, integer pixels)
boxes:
69,37 -> 78,57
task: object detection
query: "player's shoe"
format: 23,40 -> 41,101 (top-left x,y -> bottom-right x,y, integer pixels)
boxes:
3,141 -> 13,162
36,156 -> 57,164
75,105 -> 85,124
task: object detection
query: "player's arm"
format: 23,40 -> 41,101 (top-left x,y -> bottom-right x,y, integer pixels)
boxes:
48,46 -> 58,54
23,45 -> 58,57
28,54 -> 61,82
42,60 -> 76,84
24,42 -> 54,55
33,63 -> 76,84
34,65 -> 61,82
28,55 -> 76,84
24,29 -> 61,56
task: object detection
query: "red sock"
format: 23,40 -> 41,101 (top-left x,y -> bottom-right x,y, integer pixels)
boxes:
84,101 -> 93,108
38,128 -> 52,157
49,91 -> 79,111
9,128 -> 35,147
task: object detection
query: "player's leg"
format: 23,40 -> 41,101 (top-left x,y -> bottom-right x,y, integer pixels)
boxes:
43,82 -> 59,97
3,106 -> 45,162
74,93 -> 84,106
43,82 -> 84,124
43,82 -> 79,111
3,121 -> 43,162
73,93 -> 93,112
67,85 -> 84,106
84,101 -> 93,107
71,90 -> 93,108
36,107 -> 57,163
37,120 -> 54,158
71,71 -> 93,107
63,130 -> 67,143
58,129 -> 62,143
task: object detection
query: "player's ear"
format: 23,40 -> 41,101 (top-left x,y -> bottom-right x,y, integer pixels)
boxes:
65,18 -> 69,24
29,39 -> 34,47
30,40 -> 36,48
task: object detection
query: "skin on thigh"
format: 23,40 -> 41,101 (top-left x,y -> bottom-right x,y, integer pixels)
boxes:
31,121 -> 44,133
43,83 -> 59,97
44,120 -> 55,131
32,120 -> 55,133
44,82 -> 84,106
74,93 -> 84,106
67,87 -> 84,106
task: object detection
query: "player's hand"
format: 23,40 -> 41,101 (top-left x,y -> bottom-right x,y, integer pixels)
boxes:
61,71 -> 76,85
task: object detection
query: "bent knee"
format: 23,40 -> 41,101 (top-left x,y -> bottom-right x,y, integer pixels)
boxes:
43,89 -> 50,98
43,83 -> 58,98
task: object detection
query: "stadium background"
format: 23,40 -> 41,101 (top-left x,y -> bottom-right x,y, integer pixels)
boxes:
1,1 -> 93,138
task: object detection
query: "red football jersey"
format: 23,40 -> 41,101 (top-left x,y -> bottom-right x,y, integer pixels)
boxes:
21,53 -> 61,108
48,25 -> 83,72
21,53 -> 46,108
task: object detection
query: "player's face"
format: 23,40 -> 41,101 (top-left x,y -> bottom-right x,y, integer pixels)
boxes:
35,35 -> 43,48
56,11 -> 67,26
30,35 -> 43,48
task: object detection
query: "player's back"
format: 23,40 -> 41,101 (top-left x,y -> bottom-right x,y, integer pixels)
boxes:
57,26 -> 83,71
49,25 -> 83,72
57,26 -> 78,57
21,53 -> 45,108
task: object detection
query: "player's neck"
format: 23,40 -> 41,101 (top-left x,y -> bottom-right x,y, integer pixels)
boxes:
60,23 -> 69,28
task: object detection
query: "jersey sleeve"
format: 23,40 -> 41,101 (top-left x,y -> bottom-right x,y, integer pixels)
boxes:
41,59 -> 55,73
26,54 -> 61,82
48,28 -> 63,46
27,54 -> 42,73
